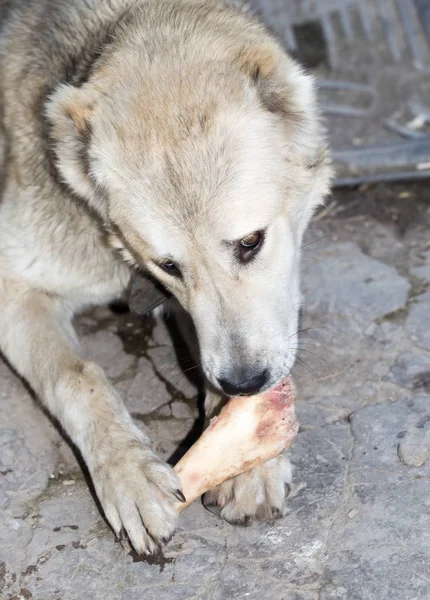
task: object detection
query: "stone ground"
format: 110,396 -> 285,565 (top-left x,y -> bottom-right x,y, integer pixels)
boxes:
1,183 -> 430,600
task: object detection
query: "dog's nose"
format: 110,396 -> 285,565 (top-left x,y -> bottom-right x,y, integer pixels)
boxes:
217,368 -> 269,397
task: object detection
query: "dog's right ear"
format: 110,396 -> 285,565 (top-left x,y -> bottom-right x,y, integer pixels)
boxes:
46,83 -> 108,218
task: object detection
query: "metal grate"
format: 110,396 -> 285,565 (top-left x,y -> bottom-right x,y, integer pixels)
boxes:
251,0 -> 430,185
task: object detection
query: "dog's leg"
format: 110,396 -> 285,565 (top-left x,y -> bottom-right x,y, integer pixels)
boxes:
0,277 -> 182,553
202,390 -> 293,525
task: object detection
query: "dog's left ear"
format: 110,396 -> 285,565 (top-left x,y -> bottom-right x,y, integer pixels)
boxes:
237,39 -> 332,233
46,83 -> 108,218
237,40 -> 332,223
237,40 -> 329,171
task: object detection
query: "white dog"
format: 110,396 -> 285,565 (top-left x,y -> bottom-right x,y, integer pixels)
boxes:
0,0 -> 331,553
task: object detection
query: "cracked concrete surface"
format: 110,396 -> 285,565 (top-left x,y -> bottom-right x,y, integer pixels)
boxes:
1,183 -> 430,600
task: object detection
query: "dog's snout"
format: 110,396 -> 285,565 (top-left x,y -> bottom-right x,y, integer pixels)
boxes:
217,368 -> 269,397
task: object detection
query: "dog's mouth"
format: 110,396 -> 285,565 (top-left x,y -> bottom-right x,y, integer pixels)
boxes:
128,276 -> 294,400
206,370 -> 292,400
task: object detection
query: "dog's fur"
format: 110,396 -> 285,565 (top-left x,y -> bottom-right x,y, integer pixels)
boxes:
0,0 -> 331,553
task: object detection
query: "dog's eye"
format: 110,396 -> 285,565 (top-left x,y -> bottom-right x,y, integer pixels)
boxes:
238,231 -> 264,263
159,261 -> 181,277
240,231 -> 261,248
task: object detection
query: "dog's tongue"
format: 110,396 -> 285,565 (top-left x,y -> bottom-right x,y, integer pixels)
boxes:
174,376 -> 298,511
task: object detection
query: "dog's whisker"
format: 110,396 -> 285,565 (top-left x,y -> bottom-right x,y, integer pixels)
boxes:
294,355 -> 322,382
181,364 -> 202,375
297,341 -> 341,361
289,369 -> 303,394
157,355 -> 201,372
296,348 -> 335,368
300,257 -> 320,263
301,234 -> 331,249
152,354 -> 194,369
288,326 -> 322,340
294,354 -> 333,395
298,323 -> 360,342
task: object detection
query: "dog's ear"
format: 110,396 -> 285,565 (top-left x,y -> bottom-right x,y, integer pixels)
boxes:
237,40 -> 332,231
237,41 -> 332,221
238,43 -> 298,119
46,84 -> 108,217
237,41 -> 326,168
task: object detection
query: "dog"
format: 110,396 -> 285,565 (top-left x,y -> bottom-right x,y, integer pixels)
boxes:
0,0 -> 331,554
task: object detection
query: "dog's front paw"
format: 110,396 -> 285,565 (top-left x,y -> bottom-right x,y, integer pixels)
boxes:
91,437 -> 184,554
203,453 -> 292,525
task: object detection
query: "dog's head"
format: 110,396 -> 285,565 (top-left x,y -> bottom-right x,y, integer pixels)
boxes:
47,1 -> 332,396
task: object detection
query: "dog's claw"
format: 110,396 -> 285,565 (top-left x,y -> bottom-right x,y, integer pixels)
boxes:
161,531 -> 175,545
174,489 -> 186,503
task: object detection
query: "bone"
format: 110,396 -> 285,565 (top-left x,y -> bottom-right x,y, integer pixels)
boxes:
174,378 -> 298,511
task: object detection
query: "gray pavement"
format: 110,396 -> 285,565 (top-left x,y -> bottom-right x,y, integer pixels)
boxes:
1,183 -> 430,600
